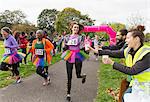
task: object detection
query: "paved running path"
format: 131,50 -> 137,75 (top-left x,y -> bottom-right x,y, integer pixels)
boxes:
0,59 -> 99,102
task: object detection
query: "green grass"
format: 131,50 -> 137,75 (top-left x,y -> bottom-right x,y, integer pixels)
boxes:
95,58 -> 126,102
0,41 -> 61,88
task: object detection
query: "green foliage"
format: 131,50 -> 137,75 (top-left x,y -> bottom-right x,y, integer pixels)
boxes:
55,7 -> 95,34
145,33 -> 150,42
145,33 -> 150,38
37,9 -> 59,34
55,7 -> 81,34
51,53 -> 62,65
96,32 -> 109,41
108,23 -> 126,32
0,10 -> 26,24
0,22 -> 12,29
0,10 -> 33,32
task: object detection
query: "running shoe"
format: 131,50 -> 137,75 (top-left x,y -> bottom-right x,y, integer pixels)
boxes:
82,74 -> 86,84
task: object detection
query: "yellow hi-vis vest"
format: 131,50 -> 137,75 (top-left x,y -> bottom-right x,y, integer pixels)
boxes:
124,45 -> 150,86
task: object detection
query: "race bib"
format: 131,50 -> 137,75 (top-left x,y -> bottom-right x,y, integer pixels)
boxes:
67,38 -> 78,45
35,49 -> 44,55
5,48 -> 11,54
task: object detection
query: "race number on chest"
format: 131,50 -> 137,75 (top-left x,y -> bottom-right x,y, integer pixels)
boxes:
67,38 -> 78,45
5,48 -> 11,54
35,49 -> 44,55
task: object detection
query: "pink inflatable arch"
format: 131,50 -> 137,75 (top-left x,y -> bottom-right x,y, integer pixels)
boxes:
82,25 -> 116,45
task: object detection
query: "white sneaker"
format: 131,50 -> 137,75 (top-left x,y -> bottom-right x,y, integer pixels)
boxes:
47,76 -> 51,85
66,94 -> 71,101
43,82 -> 46,86
43,76 -> 51,86
16,77 -> 21,84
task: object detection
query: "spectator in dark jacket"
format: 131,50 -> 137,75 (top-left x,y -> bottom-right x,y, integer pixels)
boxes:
102,29 -> 128,50
27,32 -> 36,61
28,32 -> 36,46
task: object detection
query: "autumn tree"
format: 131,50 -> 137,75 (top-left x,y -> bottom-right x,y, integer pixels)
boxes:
12,23 -> 37,34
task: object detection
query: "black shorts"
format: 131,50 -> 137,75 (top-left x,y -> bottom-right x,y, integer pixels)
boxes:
0,62 -> 11,71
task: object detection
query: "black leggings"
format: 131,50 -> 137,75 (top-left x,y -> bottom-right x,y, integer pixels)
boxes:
11,63 -> 20,76
66,59 -> 84,94
36,66 -> 48,79
0,62 -> 19,76
21,48 -> 27,64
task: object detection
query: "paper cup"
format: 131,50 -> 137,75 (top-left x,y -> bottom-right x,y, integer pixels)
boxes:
85,44 -> 90,51
102,55 -> 109,59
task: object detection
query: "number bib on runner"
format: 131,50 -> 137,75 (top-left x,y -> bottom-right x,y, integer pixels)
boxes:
5,48 -> 11,54
67,38 -> 78,45
35,49 -> 44,55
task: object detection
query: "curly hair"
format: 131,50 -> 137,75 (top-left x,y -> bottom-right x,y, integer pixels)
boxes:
69,21 -> 84,34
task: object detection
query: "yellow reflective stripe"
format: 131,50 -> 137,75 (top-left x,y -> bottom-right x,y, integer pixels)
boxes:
133,46 -> 150,64
134,49 -> 150,64
124,48 -> 132,67
126,55 -> 133,67
132,46 -> 144,64
125,45 -> 150,86
124,47 -> 130,58
134,72 -> 150,81
130,71 -> 150,86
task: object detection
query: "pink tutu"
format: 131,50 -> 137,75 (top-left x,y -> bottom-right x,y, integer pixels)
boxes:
1,52 -> 25,64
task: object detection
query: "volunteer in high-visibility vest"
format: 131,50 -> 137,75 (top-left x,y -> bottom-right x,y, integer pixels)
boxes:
89,29 -> 150,102
30,30 -> 54,86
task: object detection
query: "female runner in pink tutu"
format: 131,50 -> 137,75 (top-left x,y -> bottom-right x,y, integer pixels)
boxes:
61,22 -> 88,101
0,27 -> 25,83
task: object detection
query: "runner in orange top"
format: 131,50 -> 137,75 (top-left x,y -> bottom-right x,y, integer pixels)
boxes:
30,30 -> 54,86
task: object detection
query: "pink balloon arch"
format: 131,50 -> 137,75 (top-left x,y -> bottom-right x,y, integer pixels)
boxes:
82,25 -> 116,45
